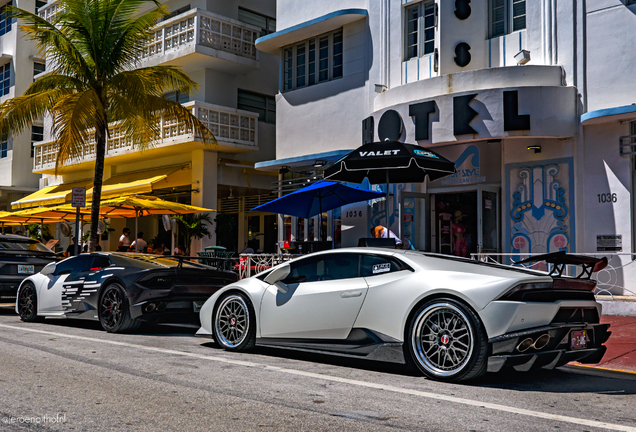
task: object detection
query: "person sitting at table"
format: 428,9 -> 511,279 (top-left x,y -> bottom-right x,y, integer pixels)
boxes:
129,231 -> 147,253
370,225 -> 403,246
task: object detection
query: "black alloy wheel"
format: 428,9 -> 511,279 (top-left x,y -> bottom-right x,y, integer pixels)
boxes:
99,283 -> 139,333
18,282 -> 42,322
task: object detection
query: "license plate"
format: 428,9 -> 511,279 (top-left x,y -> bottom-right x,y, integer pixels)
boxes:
571,330 -> 587,350
18,265 -> 35,274
193,301 -> 204,313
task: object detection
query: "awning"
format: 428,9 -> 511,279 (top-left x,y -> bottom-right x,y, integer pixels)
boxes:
87,165 -> 191,199
11,180 -> 92,210
254,149 -> 355,172
581,104 -> 636,125
255,9 -> 368,54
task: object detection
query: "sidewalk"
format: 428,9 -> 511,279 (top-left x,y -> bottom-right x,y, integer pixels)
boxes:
572,315 -> 636,374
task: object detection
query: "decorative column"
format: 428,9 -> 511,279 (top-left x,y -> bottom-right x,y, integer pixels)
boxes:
191,149 -> 218,252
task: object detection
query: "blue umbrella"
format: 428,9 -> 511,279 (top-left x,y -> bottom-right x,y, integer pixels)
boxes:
251,180 -> 384,219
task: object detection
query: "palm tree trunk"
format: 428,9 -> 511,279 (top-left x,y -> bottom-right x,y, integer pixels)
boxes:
88,124 -> 107,253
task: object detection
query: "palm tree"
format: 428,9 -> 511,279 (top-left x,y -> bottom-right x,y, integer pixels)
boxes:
0,0 -> 215,252
172,212 -> 213,255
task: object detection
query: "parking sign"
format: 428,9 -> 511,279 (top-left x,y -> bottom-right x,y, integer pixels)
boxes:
71,187 -> 86,208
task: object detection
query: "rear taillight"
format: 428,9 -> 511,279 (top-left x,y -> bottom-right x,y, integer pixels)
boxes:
552,278 -> 596,291
498,282 -> 553,300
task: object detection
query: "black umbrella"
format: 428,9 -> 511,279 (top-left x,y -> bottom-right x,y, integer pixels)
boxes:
324,141 -> 456,227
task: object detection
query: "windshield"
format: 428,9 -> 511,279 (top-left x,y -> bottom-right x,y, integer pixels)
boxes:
0,240 -> 54,254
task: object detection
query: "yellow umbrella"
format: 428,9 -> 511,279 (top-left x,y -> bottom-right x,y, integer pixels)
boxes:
0,211 -> 31,227
4,205 -> 93,222
83,195 -> 214,252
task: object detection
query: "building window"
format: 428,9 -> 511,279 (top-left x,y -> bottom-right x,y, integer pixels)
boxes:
0,134 -> 7,158
0,1 -> 13,36
490,0 -> 526,38
35,1 -> 46,14
164,91 -> 189,104
405,1 -> 436,60
238,89 -> 275,124
163,5 -> 190,21
31,125 -> 43,158
238,8 -> 276,37
0,63 -> 10,96
33,62 -> 45,79
282,29 -> 343,92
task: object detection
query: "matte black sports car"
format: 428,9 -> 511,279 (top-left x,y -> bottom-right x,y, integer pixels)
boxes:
16,253 -> 238,332
0,234 -> 57,303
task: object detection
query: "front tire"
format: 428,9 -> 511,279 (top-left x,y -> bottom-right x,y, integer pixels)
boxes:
406,298 -> 487,382
17,282 -> 43,322
212,293 -> 256,351
99,283 -> 139,333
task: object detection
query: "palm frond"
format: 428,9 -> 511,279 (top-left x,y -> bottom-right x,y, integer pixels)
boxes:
51,90 -> 104,171
0,89 -> 68,136
9,6 -> 95,83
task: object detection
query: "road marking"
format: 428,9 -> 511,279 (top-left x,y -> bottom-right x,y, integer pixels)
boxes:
1,323 -> 634,432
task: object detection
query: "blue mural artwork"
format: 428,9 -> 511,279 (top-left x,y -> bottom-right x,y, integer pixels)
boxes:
506,159 -> 575,258
440,144 -> 485,186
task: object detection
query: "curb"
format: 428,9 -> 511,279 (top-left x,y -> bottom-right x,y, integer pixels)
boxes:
597,295 -> 636,317
564,363 -> 636,379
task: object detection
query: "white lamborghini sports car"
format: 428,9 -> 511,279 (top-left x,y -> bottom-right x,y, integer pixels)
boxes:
197,248 -> 611,382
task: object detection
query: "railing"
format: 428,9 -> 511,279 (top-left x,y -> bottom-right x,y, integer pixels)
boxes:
472,253 -> 636,298
33,101 -> 258,171
37,1 -> 62,22
143,8 -> 259,61
238,254 -> 301,280
37,5 -> 259,62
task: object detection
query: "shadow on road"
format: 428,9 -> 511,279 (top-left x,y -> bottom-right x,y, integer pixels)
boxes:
200,340 -> 636,395
0,307 -> 198,336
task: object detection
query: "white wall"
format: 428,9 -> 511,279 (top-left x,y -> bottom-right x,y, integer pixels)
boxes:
275,18 -> 370,158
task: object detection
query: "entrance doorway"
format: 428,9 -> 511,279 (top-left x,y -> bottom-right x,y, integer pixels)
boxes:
434,191 -> 477,258
400,186 -> 500,256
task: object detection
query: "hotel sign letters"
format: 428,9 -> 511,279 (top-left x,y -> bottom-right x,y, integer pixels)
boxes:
368,90 -> 530,143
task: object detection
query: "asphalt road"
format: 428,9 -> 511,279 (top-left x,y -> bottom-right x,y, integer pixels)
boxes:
0,309 -> 635,432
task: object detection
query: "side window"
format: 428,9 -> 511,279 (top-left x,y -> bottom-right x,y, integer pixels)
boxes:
54,257 -> 78,275
283,254 -> 360,283
361,255 -> 406,277
90,256 -> 111,271
73,255 -> 95,273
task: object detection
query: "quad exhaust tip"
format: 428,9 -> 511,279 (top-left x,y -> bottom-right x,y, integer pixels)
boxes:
144,303 -> 156,313
516,334 -> 551,352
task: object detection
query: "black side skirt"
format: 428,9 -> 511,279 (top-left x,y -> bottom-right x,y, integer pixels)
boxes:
257,328 -> 406,364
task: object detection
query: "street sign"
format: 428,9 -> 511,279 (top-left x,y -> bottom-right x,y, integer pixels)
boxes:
71,187 -> 86,208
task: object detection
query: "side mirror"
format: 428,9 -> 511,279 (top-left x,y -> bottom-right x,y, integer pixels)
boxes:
41,262 -> 57,276
264,263 -> 291,285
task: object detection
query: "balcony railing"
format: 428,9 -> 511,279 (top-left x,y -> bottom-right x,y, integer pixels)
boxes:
143,8 -> 259,62
33,101 -> 258,172
37,1 -> 62,22
37,5 -> 259,62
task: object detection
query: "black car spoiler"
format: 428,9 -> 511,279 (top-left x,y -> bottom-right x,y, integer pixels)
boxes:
515,251 -> 608,279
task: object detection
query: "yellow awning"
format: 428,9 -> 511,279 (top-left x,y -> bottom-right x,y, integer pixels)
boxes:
86,165 -> 190,199
11,181 -> 92,210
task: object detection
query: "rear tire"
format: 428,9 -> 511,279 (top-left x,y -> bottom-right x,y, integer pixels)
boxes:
406,298 -> 487,382
99,283 -> 140,333
212,293 -> 256,352
17,282 -> 43,322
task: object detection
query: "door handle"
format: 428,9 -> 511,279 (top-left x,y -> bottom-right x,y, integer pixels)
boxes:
341,290 -> 362,298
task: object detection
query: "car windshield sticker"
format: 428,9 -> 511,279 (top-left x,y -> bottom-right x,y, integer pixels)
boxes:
372,263 -> 391,274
